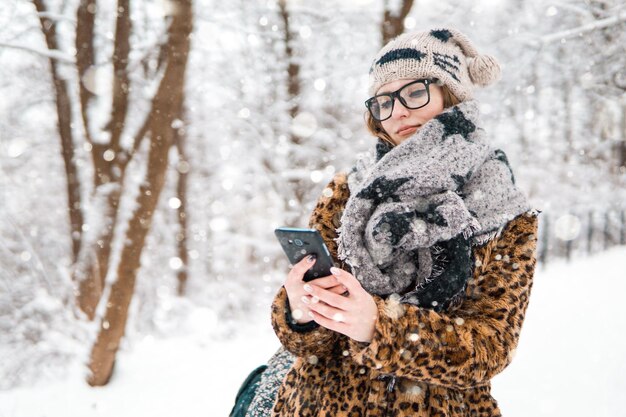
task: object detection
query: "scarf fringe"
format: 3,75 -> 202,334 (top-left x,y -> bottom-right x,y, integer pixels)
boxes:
414,251 -> 448,290
462,217 -> 482,240
415,274 -> 435,291
431,245 -> 445,255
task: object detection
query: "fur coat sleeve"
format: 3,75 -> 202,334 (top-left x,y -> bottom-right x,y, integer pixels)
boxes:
270,172 -> 351,358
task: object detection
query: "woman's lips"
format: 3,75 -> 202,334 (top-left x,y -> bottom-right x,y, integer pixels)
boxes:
397,125 -> 420,135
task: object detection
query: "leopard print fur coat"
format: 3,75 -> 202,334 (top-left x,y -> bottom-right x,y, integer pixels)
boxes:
270,172 -> 538,417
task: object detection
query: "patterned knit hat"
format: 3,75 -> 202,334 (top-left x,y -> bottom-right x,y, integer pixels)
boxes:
368,28 -> 501,101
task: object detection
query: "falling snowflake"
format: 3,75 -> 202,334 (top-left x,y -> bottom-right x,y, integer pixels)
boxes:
555,214 -> 581,241
310,170 -> 323,183
299,25 -> 312,39
292,309 -> 304,320
332,312 -> 345,322
169,257 -> 183,270
168,197 -> 181,209
103,149 -> 115,161
314,78 -> 326,91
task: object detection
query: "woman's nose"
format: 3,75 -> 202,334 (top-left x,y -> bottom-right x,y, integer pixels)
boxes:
391,98 -> 409,119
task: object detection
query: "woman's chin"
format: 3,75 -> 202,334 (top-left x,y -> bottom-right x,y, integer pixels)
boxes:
393,127 -> 421,144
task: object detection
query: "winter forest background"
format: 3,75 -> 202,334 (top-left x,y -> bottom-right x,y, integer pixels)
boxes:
0,0 -> 625,415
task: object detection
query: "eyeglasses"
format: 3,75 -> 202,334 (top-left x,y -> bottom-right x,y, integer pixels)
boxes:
365,79 -> 438,122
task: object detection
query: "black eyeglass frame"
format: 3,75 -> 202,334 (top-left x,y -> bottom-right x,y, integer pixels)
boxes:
365,78 -> 438,122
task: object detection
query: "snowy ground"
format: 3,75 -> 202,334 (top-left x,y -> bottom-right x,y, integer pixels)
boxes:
1,246 -> 625,417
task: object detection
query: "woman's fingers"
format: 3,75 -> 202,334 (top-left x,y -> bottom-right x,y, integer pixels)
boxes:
330,267 -> 362,295
287,255 -> 316,283
295,267 -> 379,343
307,298 -> 347,323
327,284 -> 349,295
308,275 -> 341,289
308,308 -> 346,333
296,274 -> 345,292
303,283 -> 350,311
283,260 -> 352,325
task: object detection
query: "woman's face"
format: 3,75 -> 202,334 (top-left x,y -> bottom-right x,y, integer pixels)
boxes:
378,79 -> 445,146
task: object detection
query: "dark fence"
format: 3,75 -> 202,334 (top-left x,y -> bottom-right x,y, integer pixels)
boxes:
537,209 -> 626,266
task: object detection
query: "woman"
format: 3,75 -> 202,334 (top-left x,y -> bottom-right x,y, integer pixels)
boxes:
259,27 -> 538,417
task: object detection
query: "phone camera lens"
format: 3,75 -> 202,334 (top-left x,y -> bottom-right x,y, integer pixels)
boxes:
294,239 -> 303,246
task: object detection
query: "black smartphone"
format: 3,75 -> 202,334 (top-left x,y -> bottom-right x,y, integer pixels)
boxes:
274,227 -> 335,282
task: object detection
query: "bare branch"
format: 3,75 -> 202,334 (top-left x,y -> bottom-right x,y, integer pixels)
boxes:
208,18 -> 283,38
0,41 -> 75,64
119,111 -> 151,168
549,1 -> 595,19
538,11 -> 626,45
36,10 -> 77,25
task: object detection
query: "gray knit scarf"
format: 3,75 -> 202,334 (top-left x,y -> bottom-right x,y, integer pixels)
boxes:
336,99 -> 529,311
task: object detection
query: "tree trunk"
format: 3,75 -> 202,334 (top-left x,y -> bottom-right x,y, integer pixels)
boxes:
561,53 -> 573,163
277,0 -> 301,130
381,0 -> 414,45
87,0 -> 192,386
75,0 -> 96,144
34,0 -> 116,320
277,0 -> 307,228
619,102 -> 626,172
75,186 -> 122,319
174,102 -> 190,296
74,0 -> 133,319
32,0 -> 84,262
108,0 -> 131,151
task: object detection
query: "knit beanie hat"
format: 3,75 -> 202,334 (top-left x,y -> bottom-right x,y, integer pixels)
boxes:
368,28 -> 501,101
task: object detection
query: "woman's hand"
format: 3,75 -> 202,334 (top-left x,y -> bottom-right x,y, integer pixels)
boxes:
302,267 -> 379,343
284,255 -> 348,324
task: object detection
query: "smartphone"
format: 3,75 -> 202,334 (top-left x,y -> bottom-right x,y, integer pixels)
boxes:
274,227 -> 335,282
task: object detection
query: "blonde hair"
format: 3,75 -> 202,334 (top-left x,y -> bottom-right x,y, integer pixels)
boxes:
365,84 -> 461,147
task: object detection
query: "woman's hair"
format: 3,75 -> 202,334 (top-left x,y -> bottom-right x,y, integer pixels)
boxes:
365,83 -> 461,147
